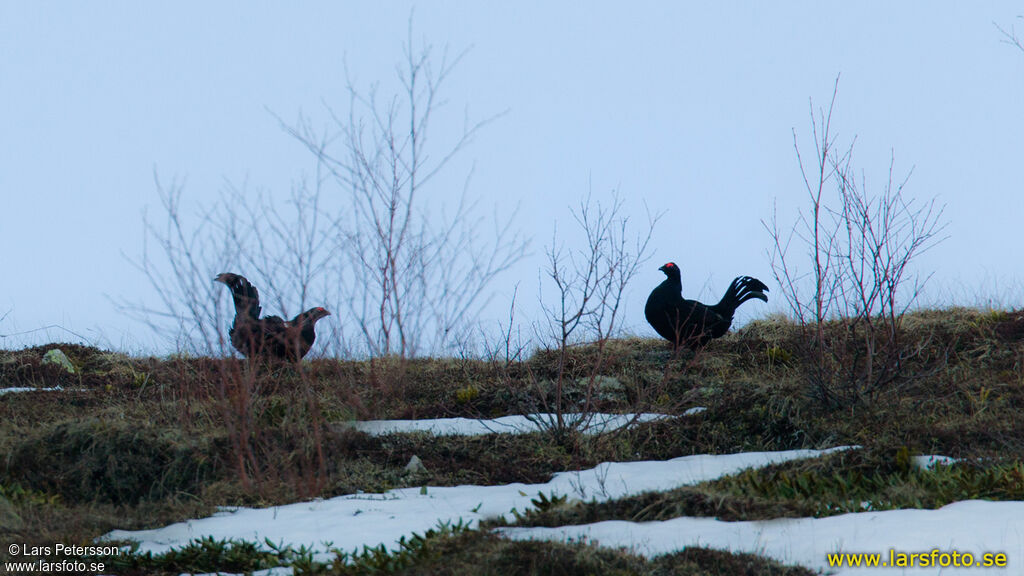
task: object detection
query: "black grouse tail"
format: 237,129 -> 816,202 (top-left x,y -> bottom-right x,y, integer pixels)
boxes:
710,276 -> 769,321
215,273 -> 262,321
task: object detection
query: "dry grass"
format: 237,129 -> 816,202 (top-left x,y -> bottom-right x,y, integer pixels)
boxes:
3,307 -> 1024,572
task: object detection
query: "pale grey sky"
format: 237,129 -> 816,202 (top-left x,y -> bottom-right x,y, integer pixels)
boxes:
2,3 -> 1022,353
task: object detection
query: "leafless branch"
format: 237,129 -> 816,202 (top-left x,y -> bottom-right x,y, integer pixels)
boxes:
528,189 -> 662,438
284,26 -> 525,358
996,18 -> 1024,54
763,78 -> 949,404
121,28 -> 523,359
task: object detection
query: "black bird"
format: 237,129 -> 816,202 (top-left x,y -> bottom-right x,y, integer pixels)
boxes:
214,273 -> 331,361
645,262 -> 768,348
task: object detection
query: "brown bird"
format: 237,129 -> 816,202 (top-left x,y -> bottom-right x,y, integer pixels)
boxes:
644,262 -> 768,349
214,272 -> 330,361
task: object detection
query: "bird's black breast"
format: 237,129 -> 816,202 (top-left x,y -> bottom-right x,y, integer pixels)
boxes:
645,280 -> 685,343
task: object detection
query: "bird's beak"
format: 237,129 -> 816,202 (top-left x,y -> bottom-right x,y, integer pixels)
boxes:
213,274 -> 227,284
658,265 -> 667,272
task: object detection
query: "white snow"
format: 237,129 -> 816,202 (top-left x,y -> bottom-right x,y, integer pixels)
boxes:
501,500 -> 1023,575
103,434 -> 1014,576
913,454 -> 958,469
102,447 -> 846,560
0,386 -> 62,395
349,412 -> 673,436
193,569 -> 291,576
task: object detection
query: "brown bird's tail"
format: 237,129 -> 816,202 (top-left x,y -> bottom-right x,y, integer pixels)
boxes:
214,273 -> 262,321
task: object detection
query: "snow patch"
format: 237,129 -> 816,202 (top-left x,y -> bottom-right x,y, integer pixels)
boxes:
102,447 -> 847,559
0,386 -> 63,396
913,454 -> 957,469
348,412 -> 672,436
501,499 -> 1024,576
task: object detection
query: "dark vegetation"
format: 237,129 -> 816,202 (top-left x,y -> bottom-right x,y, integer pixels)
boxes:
95,523 -> 815,576
506,446 -> 1024,528
6,28 -> 1017,576
4,306 -> 1024,573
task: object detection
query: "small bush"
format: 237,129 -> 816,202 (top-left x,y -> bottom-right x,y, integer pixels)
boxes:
4,419 -> 218,505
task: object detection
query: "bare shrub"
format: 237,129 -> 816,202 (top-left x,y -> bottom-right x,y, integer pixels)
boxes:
120,28 -> 525,360
193,358 -> 330,498
522,190 -> 661,441
764,79 -> 949,405
118,175 -> 341,494
283,28 -> 527,359
118,173 -> 337,357
116,29 -> 527,499
996,17 -> 1024,55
